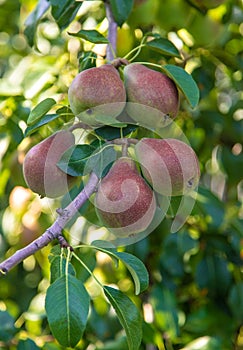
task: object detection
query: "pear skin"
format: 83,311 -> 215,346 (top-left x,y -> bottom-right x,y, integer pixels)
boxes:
135,138 -> 200,196
23,130 -> 76,198
124,63 -> 179,126
95,157 -> 156,236
68,64 -> 126,127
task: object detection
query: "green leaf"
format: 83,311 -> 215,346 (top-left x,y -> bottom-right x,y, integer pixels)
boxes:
27,98 -> 56,125
91,243 -> 149,294
79,51 -> 97,71
171,193 -> 199,233
112,252 -> 149,294
147,38 -> 181,58
220,145 -> 243,185
195,186 -> 225,229
56,106 -> 73,117
50,0 -> 82,31
95,336 -> 128,350
45,274 -> 90,348
91,240 -> 119,266
5,119 -> 24,146
104,286 -> 142,350
150,285 -> 179,339
161,64 -> 200,108
0,311 -> 17,342
72,248 -> 97,283
109,0 -> 134,26
160,231 -> 198,278
91,240 -> 117,250
48,244 -> 62,258
183,303 -> 233,343
50,256 -> 76,284
85,144 -> 117,178
196,255 -> 231,297
17,339 -> 41,350
58,143 -> 117,178
57,144 -> 95,177
95,125 -> 137,141
24,114 -> 60,136
68,29 -> 109,44
24,0 -> 50,47
228,283 -> 243,324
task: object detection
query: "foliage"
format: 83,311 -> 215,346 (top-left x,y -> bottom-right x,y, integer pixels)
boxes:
0,0 -> 243,349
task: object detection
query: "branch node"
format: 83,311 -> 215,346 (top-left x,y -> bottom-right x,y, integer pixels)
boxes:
112,58 -> 130,69
57,235 -> 73,251
0,268 -> 7,275
56,208 -> 63,215
56,208 -> 69,219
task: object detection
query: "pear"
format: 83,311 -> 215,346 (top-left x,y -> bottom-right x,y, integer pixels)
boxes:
135,138 -> 200,196
23,130 -> 76,198
124,63 -> 179,126
95,157 -> 156,237
68,64 -> 126,127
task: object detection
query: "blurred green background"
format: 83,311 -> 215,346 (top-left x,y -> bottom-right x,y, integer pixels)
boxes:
0,0 -> 242,349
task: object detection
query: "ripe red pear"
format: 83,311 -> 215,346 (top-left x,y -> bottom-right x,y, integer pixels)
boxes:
23,130 -> 76,198
124,63 -> 179,126
95,157 -> 156,237
135,138 -> 200,196
68,64 -> 126,126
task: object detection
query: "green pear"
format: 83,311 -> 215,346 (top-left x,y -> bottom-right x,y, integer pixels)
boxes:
124,63 -> 179,126
135,138 -> 200,196
95,157 -> 156,237
23,130 -> 76,198
68,64 -> 126,127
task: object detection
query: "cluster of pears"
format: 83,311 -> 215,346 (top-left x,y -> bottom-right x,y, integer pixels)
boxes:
68,62 -> 179,127
23,61 -> 180,197
23,132 -> 200,236
23,61 -> 200,236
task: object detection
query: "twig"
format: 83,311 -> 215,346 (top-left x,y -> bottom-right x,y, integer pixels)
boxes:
0,172 -> 99,274
105,1 -> 117,61
0,2 -> 119,276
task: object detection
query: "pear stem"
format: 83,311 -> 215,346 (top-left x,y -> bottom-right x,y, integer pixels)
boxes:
112,137 -> 139,146
0,172 -> 99,274
69,122 -> 92,131
105,1 -> 117,61
122,141 -> 129,157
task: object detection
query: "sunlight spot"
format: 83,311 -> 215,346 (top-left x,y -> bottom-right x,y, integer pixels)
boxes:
168,31 -> 183,50
23,255 -> 36,272
178,29 -> 194,47
233,109 -> 243,121
143,303 -> 154,323
135,28 -> 143,40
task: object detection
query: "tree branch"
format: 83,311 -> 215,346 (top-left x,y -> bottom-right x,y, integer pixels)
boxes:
105,1 -> 117,61
0,2 -> 119,276
0,172 -> 99,274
